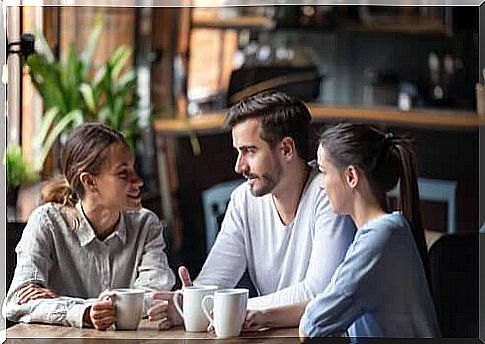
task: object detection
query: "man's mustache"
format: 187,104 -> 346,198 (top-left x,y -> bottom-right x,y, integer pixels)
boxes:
243,173 -> 258,180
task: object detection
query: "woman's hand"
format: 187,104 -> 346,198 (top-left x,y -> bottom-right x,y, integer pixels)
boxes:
87,290 -> 117,331
16,284 -> 57,304
147,291 -> 182,330
243,309 -> 270,332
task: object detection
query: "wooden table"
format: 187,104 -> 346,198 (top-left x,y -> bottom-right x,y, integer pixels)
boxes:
6,320 -> 299,343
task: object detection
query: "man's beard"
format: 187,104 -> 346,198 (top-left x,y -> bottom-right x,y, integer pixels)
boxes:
244,163 -> 283,197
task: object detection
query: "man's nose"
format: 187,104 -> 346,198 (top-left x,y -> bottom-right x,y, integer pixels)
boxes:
234,154 -> 247,175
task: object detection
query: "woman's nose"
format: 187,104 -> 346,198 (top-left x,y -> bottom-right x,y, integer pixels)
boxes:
131,173 -> 144,188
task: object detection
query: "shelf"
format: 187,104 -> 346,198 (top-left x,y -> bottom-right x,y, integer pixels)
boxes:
192,16 -> 275,30
153,105 -> 482,135
191,16 -> 447,34
341,22 -> 447,34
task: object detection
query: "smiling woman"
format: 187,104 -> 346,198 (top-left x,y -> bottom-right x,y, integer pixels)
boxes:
2,123 -> 175,330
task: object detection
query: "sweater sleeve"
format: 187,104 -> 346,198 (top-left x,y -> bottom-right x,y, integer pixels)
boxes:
133,213 -> 175,292
299,226 -> 391,337
194,191 -> 246,289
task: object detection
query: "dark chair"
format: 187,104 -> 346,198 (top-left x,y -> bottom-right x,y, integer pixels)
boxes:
428,232 -> 478,338
6,222 -> 26,328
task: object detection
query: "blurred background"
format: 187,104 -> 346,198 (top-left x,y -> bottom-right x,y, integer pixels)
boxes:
3,4 -> 483,289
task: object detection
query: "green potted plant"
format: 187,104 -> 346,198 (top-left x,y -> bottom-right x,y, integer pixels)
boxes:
26,15 -> 140,172
5,144 -> 40,208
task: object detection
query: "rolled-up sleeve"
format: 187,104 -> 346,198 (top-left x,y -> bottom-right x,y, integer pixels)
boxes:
133,216 -> 175,292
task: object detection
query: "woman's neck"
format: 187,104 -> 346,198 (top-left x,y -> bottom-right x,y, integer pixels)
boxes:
351,204 -> 387,229
350,186 -> 387,229
81,199 -> 120,240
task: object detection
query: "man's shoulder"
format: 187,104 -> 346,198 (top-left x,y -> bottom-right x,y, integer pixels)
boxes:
305,169 -> 327,201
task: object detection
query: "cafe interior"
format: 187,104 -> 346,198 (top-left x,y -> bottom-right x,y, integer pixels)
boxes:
3,2 -> 484,341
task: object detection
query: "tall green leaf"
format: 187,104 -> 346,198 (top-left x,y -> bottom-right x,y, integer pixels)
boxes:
80,14 -> 103,78
26,54 -> 67,114
34,106 -> 60,150
110,46 -> 132,79
38,110 -> 84,171
79,83 -> 96,114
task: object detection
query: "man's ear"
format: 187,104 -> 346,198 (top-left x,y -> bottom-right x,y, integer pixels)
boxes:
279,137 -> 296,160
345,165 -> 359,189
79,172 -> 97,193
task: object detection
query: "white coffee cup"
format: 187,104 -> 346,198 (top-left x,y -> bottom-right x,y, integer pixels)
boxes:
112,288 -> 145,330
173,285 -> 218,332
201,288 -> 249,338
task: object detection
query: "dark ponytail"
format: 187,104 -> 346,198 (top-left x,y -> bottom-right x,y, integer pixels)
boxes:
393,141 -> 431,292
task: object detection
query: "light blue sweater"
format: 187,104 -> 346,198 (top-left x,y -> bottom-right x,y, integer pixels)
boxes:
300,212 -> 441,339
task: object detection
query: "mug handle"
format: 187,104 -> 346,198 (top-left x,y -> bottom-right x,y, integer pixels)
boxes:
201,295 -> 214,325
172,289 -> 184,319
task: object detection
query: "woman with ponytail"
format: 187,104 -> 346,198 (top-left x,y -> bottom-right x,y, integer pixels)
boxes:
243,123 -> 440,338
3,123 -> 175,330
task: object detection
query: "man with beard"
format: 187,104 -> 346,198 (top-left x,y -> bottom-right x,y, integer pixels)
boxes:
148,90 -> 355,328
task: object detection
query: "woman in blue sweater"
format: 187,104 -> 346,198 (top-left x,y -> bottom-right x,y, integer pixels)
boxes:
243,123 -> 440,339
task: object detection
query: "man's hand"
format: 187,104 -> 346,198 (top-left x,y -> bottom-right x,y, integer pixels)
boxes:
16,284 -> 57,304
178,266 -> 193,287
147,266 -> 194,330
243,309 -> 270,332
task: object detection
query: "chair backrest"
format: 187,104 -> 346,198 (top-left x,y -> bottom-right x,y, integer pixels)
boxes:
428,232 -> 478,338
202,179 -> 243,254
201,180 -> 258,298
388,177 -> 457,233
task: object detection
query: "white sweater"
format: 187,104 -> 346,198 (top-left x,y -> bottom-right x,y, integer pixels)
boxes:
195,169 -> 355,309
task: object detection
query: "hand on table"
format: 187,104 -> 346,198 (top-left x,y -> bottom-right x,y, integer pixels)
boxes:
84,290 -> 117,331
16,284 -> 58,304
243,309 -> 270,332
147,266 -> 193,330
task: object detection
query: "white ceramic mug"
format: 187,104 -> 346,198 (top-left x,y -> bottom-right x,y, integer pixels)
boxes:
112,288 -> 145,330
173,285 -> 218,332
201,288 -> 249,338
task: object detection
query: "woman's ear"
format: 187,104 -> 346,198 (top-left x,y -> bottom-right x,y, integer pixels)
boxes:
79,172 -> 97,193
345,165 -> 359,189
279,137 -> 295,161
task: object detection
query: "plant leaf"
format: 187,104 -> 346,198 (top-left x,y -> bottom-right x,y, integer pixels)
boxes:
80,14 -> 103,78
31,30 -> 55,63
110,46 -> 132,79
38,110 -> 84,171
26,53 -> 67,114
79,83 -> 96,114
35,107 -> 60,148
